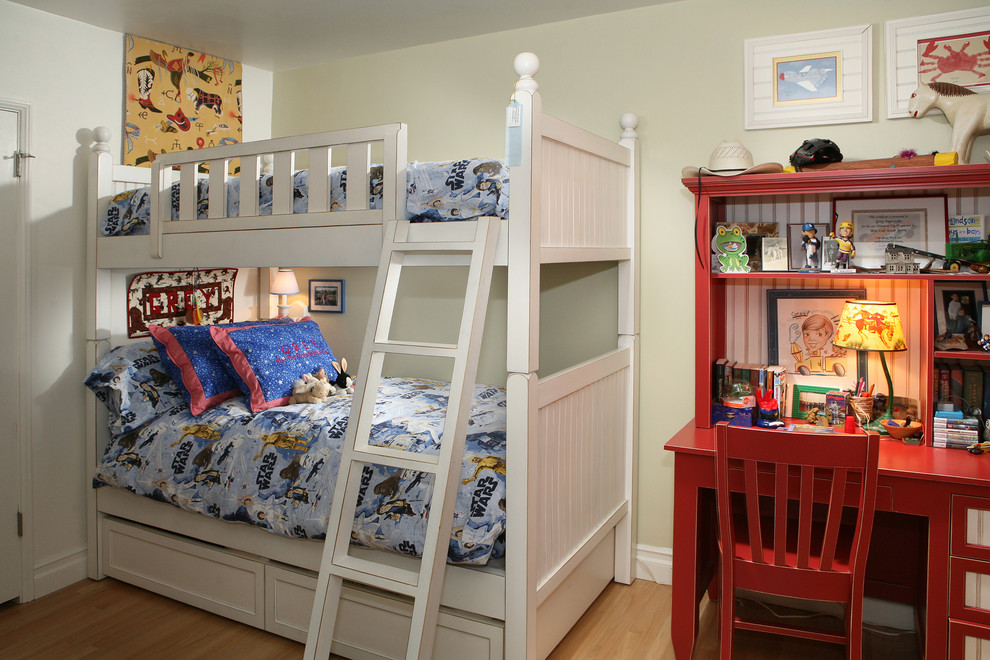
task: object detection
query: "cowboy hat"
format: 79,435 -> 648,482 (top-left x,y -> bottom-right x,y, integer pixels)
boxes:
681,140 -> 783,177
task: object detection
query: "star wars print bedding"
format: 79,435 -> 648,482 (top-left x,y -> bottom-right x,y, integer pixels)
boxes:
100,159 -> 510,237
87,343 -> 507,565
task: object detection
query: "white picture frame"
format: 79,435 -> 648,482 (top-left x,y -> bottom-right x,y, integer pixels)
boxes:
744,24 -> 873,130
885,7 -> 990,119
832,196 -> 947,270
761,237 -> 789,272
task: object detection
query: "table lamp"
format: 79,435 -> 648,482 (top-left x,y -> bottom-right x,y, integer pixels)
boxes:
833,300 -> 907,434
270,268 -> 299,318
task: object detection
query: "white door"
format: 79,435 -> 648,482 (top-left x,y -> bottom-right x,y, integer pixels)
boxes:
0,105 -> 24,603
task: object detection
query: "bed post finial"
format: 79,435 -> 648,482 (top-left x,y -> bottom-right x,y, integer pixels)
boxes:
92,126 -> 111,154
620,113 -> 639,139
513,52 -> 540,94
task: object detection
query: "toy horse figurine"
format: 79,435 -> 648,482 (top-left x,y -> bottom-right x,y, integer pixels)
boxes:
908,82 -> 990,164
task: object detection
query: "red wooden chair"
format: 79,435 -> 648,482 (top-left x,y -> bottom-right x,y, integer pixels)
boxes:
714,422 -> 880,659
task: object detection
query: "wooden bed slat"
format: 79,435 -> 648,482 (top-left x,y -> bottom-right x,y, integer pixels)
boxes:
346,143 -> 370,211
272,151 -> 294,215
308,147 -> 330,213
208,159 -> 227,219
239,155 -> 259,217
178,166 -> 195,221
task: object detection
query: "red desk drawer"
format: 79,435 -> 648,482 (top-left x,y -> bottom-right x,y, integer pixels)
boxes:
953,496 -> 990,561
950,619 -> 990,660
951,557 -> 990,628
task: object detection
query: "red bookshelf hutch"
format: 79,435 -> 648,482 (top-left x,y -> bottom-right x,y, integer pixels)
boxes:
667,164 -> 990,659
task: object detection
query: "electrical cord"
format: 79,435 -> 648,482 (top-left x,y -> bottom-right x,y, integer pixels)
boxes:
737,597 -> 916,637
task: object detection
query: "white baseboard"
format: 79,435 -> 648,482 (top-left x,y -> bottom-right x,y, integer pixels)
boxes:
33,548 -> 88,599
639,545 -> 916,631
634,544 -> 671,584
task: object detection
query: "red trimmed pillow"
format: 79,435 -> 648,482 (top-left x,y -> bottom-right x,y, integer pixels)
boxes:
210,318 -> 339,412
149,319 -> 289,415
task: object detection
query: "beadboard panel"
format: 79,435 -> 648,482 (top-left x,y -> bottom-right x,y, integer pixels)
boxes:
537,367 -> 628,584
541,139 -> 628,249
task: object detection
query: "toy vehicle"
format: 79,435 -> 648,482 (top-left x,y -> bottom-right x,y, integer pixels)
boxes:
886,243 -> 990,274
945,239 -> 990,265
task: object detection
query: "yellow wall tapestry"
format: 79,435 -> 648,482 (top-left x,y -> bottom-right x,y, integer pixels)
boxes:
124,34 -> 242,172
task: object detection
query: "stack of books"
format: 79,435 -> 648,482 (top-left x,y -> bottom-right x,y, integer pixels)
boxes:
712,359 -> 787,408
932,411 -> 983,449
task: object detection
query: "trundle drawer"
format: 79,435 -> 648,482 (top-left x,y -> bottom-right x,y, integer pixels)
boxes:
101,518 -> 265,627
266,564 -> 504,660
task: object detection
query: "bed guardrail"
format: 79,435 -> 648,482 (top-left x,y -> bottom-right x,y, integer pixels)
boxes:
148,124 -> 408,258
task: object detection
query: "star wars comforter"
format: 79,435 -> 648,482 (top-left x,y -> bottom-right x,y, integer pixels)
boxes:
100,159 -> 510,236
94,377 -> 508,565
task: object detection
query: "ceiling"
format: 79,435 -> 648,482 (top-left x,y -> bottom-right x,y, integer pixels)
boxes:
12,0 -> 672,72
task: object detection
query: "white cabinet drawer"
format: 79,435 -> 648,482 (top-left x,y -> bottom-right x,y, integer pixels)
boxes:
102,518 -> 264,627
266,564 -> 503,659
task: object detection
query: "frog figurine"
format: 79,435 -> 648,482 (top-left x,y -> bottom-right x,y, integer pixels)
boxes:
711,226 -> 751,273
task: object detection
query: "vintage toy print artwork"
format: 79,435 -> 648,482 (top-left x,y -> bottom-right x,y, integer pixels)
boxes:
773,52 -> 841,105
123,34 -> 242,172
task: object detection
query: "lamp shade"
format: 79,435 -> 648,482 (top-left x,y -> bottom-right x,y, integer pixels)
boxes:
270,268 -> 299,296
833,300 -> 907,352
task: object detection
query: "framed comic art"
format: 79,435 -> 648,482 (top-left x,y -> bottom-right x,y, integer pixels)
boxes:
767,288 -> 867,393
124,34 -> 242,172
744,24 -> 873,129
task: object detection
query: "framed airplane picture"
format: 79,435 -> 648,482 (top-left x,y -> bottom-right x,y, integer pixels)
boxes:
745,25 -> 873,129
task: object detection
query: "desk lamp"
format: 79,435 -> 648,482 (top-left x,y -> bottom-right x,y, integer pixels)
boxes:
833,300 -> 907,434
271,268 -> 299,318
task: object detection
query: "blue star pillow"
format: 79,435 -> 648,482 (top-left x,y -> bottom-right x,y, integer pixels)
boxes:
149,319 -> 290,415
210,318 -> 339,412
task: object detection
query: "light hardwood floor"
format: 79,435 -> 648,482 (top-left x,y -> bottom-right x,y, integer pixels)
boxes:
0,577 -> 918,659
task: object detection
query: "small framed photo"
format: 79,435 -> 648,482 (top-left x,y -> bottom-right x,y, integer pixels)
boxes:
981,302 -> 990,338
715,222 -> 779,272
309,279 -> 344,313
787,223 -> 828,270
791,384 -> 835,420
761,237 -> 789,272
744,24 -> 873,130
934,281 -> 987,348
832,195 -> 947,269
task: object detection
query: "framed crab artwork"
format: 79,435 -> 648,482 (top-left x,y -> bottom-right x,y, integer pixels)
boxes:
885,7 -> 990,118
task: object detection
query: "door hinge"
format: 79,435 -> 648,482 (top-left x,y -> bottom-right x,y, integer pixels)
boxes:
16,512 -> 22,538
3,151 -> 35,178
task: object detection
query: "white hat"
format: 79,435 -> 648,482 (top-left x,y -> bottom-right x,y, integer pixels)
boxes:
681,140 -> 783,177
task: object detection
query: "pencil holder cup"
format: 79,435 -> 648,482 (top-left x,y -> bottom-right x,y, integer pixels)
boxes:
849,396 -> 874,427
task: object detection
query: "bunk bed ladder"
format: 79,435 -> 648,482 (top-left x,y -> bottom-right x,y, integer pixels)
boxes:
305,217 -> 501,660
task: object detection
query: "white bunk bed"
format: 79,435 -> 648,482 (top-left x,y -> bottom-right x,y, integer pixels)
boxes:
85,53 -> 639,659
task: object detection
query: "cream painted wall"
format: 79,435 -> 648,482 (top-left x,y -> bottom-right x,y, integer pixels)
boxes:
0,0 -> 273,598
272,0 -> 990,552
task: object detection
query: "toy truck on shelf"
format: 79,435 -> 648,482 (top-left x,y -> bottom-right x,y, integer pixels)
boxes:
885,241 -> 990,274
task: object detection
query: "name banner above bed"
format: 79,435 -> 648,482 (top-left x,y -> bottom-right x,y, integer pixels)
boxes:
127,268 -> 237,337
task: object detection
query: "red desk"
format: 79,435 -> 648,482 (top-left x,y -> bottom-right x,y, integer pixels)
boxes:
665,422 -> 990,659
